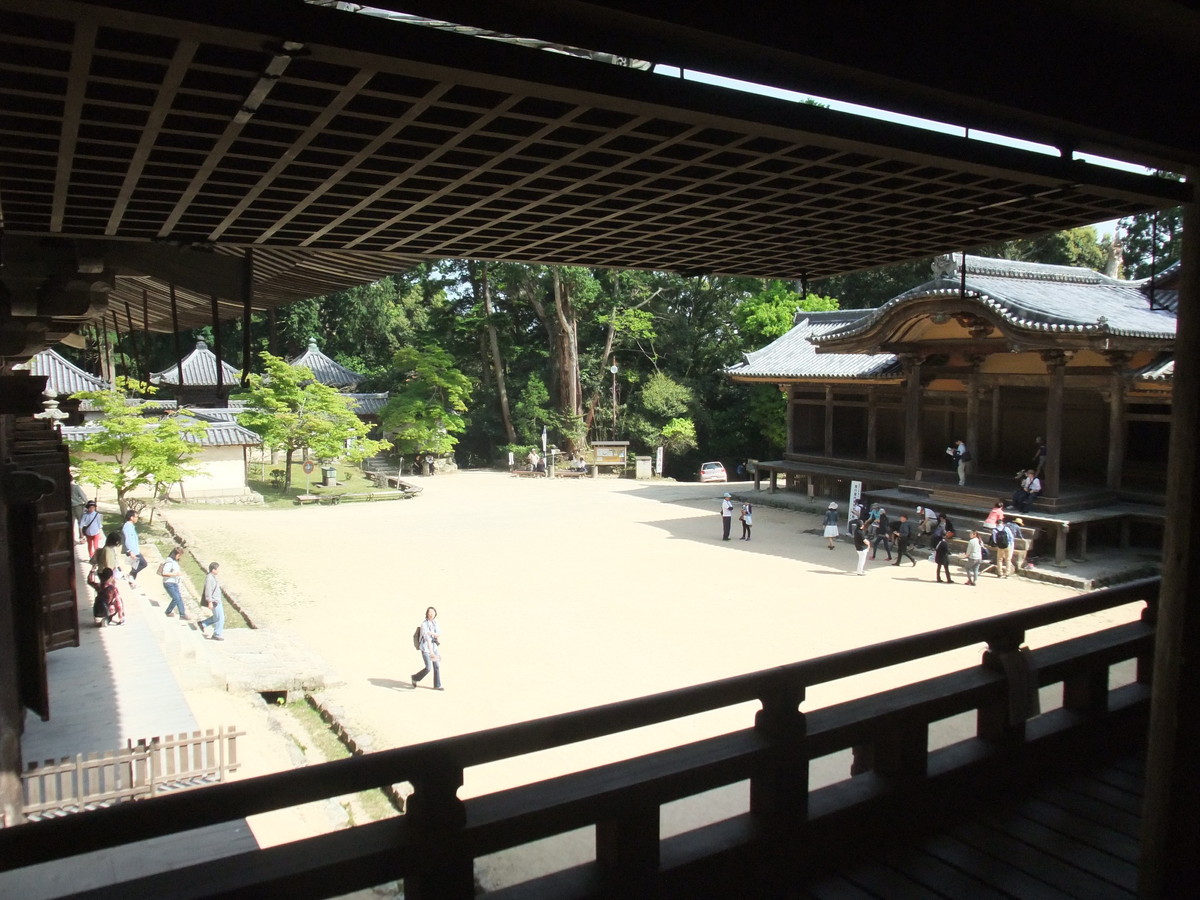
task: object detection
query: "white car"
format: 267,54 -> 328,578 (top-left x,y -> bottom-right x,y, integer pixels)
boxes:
699,461 -> 727,483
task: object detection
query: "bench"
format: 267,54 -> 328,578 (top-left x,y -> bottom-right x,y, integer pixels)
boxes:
510,469 -> 547,478
293,494 -> 320,505
327,490 -> 413,504
555,469 -> 589,478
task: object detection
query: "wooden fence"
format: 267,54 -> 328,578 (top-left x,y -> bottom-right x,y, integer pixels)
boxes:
0,578 -> 1157,898
21,726 -> 242,819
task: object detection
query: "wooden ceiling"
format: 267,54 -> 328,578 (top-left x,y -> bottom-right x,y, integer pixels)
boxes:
0,0 -> 1191,339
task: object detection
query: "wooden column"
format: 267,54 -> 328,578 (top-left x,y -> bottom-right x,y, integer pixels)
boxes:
1041,350 -> 1067,498
241,248 -> 254,387
902,355 -> 923,479
989,385 -> 1001,464
866,386 -> 878,462
824,385 -> 834,457
169,283 -> 184,387
966,355 -> 984,474
1141,192 -> 1200,899
210,294 -> 224,399
1105,352 -> 1129,491
785,385 -> 795,455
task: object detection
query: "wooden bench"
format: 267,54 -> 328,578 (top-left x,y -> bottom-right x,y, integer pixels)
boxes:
293,494 -> 320,505
555,469 -> 589,478
510,469 -> 547,478
327,490 -> 413,504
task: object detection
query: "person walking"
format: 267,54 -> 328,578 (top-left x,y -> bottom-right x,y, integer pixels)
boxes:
411,606 -> 443,690
739,502 -> 753,541
121,510 -> 148,585
70,474 -> 88,545
892,514 -> 918,566
160,547 -> 188,619
965,530 -> 984,586
198,561 -> 225,641
720,492 -> 734,541
822,502 -> 840,550
851,518 -> 869,575
80,500 -> 104,558
870,508 -> 893,561
934,531 -> 955,584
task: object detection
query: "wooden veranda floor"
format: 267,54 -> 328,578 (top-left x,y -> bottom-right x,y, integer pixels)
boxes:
799,752 -> 1143,899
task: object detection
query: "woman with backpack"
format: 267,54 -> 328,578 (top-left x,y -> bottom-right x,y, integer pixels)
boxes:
411,606 -> 443,691
88,567 -> 125,626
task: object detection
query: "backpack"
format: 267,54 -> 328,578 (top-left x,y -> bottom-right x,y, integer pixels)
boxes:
412,625 -> 423,651
993,527 -> 1010,549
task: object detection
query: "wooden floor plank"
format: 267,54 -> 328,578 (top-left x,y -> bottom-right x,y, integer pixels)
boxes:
981,813 -> 1137,891
840,859 -> 945,900
952,819 -> 1133,899
1056,773 -> 1142,817
877,845 -> 1011,900
1034,784 -> 1141,837
1015,797 -> 1139,863
920,834 -> 1077,900
803,874 -> 879,900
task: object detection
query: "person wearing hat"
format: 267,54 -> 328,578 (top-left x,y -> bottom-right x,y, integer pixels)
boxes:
80,500 -> 104,557
720,492 -> 734,541
822,502 -> 840,550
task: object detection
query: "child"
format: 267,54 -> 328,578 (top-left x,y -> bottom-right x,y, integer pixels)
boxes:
739,502 -> 753,541
88,567 -> 125,626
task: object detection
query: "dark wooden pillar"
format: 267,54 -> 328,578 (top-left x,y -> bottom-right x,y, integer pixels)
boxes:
989,385 -> 1001,464
1042,350 -> 1067,498
169,283 -> 184,387
785,385 -> 795,454
824,385 -> 834,457
867,386 -> 878,462
902,355 -> 923,478
1105,352 -> 1129,491
1141,193 -> 1200,899
966,355 -> 983,473
241,248 -> 254,388
210,294 -> 224,399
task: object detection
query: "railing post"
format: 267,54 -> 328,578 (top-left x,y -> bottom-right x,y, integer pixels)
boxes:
750,677 -> 807,828
1139,598 -> 1157,686
404,756 -> 471,900
596,802 -> 660,893
978,631 -> 1037,744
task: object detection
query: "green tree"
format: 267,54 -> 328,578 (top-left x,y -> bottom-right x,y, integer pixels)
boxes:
660,417 -> 698,477
976,226 -> 1108,270
238,353 -> 388,491
1120,208 -> 1183,279
70,379 -> 207,514
379,346 -> 472,464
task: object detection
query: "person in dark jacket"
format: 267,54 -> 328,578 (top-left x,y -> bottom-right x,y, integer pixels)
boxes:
934,531 -> 955,584
851,518 -> 869,575
870,508 -> 892,561
892,514 -> 918,566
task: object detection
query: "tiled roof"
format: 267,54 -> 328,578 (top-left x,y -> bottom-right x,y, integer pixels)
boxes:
727,311 -> 901,380
150,341 -> 241,386
821,255 -> 1177,345
62,419 -> 260,447
15,349 -> 109,394
341,392 -> 390,414
1132,356 -> 1174,382
289,339 -> 363,389
77,398 -> 177,413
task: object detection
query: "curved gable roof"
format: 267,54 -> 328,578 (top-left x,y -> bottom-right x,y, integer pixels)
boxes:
818,255 -> 1176,350
288,339 -> 363,389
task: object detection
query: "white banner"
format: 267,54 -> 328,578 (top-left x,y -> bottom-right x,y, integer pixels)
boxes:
655,445 -> 664,475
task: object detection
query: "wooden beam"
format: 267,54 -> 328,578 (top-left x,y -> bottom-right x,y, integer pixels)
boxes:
1042,351 -> 1067,498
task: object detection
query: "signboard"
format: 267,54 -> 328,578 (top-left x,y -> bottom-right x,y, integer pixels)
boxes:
848,480 -> 863,530
655,445 -> 664,476
592,441 -> 629,466
302,460 -> 315,475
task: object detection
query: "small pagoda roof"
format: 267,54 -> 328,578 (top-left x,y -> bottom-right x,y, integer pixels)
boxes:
288,338 -> 362,389
340,392 -> 389,414
151,340 -> 240,386
727,311 -> 901,381
16,348 -> 109,395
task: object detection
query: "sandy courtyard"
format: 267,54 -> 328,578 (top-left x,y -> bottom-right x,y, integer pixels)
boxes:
165,472 -> 1141,888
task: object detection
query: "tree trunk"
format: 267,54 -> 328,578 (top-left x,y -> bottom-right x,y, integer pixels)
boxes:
525,269 -> 581,452
475,263 -> 516,443
284,447 -> 295,492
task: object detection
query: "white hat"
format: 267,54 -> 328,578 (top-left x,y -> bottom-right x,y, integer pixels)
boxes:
828,502 -> 838,510
723,492 -> 731,498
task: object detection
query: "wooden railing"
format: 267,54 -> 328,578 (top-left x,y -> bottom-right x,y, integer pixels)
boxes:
0,579 -> 1157,898
21,727 -> 242,819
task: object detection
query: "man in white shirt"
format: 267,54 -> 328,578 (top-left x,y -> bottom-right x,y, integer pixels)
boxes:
1012,470 -> 1042,512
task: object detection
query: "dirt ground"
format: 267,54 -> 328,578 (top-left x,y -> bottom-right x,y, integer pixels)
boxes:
164,471 -> 1143,891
